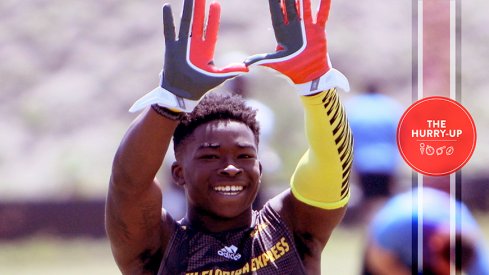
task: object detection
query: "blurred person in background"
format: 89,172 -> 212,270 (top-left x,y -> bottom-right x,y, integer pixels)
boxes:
344,82 -> 404,221
363,187 -> 489,275
105,0 -> 352,274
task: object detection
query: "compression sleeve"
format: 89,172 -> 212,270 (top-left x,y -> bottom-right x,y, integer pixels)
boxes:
290,88 -> 353,209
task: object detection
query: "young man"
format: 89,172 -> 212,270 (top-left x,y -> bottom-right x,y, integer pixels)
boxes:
106,0 -> 352,274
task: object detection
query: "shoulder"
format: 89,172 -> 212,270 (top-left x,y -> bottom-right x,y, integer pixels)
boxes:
267,189 -> 346,250
266,190 -> 345,273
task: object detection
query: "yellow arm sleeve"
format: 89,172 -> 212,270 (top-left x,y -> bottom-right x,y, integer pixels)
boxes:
290,89 -> 353,209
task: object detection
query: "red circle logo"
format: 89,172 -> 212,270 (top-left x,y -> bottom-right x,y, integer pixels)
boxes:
397,96 -> 477,176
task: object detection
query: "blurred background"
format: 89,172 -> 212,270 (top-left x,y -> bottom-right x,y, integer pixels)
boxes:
1,0 -> 488,274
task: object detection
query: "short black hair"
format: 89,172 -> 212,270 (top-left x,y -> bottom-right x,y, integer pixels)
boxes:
173,93 -> 260,154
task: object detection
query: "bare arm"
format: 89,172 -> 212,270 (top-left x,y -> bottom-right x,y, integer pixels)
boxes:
105,0 -> 248,271
106,108 -> 178,274
270,190 -> 346,274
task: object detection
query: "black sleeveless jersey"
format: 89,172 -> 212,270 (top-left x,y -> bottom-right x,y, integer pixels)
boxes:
158,204 -> 306,275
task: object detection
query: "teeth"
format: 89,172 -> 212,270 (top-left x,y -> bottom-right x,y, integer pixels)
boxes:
214,186 -> 243,194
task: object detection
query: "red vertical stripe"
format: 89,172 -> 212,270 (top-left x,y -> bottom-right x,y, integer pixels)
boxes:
423,0 -> 451,98
422,1 -> 451,189
421,0 -> 453,273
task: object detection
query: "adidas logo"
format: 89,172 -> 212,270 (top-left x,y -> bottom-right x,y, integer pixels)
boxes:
217,245 -> 241,261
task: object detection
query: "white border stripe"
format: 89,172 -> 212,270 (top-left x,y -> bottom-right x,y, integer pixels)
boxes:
418,0 -> 424,100
450,173 -> 457,275
417,174 -> 424,272
450,0 -> 457,101
450,1 -> 457,274
417,1 -> 424,272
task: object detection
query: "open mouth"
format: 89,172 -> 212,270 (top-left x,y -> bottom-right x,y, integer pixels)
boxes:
213,185 -> 244,196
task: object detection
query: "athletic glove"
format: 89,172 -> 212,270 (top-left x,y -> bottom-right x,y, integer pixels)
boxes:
245,0 -> 349,95
130,0 -> 248,113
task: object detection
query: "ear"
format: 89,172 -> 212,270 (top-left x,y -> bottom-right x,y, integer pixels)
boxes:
171,161 -> 185,186
258,161 -> 263,183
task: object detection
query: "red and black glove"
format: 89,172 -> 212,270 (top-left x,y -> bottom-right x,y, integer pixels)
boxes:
130,0 -> 248,113
246,0 -> 349,95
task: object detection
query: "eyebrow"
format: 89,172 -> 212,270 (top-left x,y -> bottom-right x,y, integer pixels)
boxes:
197,142 -> 256,150
198,143 -> 220,150
236,143 -> 257,150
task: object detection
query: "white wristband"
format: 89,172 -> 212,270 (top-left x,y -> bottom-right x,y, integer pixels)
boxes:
294,68 -> 350,96
129,86 -> 199,113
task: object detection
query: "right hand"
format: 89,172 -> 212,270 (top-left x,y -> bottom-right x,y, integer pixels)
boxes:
130,0 -> 248,113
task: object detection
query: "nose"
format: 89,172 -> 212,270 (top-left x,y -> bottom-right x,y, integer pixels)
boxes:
219,164 -> 242,177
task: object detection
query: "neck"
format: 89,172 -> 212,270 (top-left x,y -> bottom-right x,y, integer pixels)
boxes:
185,207 -> 253,233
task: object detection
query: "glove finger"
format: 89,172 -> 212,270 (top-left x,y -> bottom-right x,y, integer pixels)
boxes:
205,2 -> 221,43
244,51 -> 291,66
192,0 -> 205,39
316,0 -> 331,26
284,0 -> 299,22
162,4 -> 176,45
218,62 -> 249,74
244,53 -> 268,66
179,0 -> 193,41
302,0 -> 313,24
269,0 -> 285,28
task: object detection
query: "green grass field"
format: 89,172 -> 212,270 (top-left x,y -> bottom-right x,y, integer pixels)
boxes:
0,216 -> 487,275
0,226 -> 365,275
0,237 -> 118,275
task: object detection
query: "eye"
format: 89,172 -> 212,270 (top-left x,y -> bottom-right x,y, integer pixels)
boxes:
199,154 -> 219,160
238,153 -> 257,159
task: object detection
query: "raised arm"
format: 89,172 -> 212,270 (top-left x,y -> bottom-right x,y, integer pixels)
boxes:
106,0 -> 246,273
247,0 -> 352,270
106,108 -> 178,274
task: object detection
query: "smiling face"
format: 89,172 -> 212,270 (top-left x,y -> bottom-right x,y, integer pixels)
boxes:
172,119 -> 262,222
